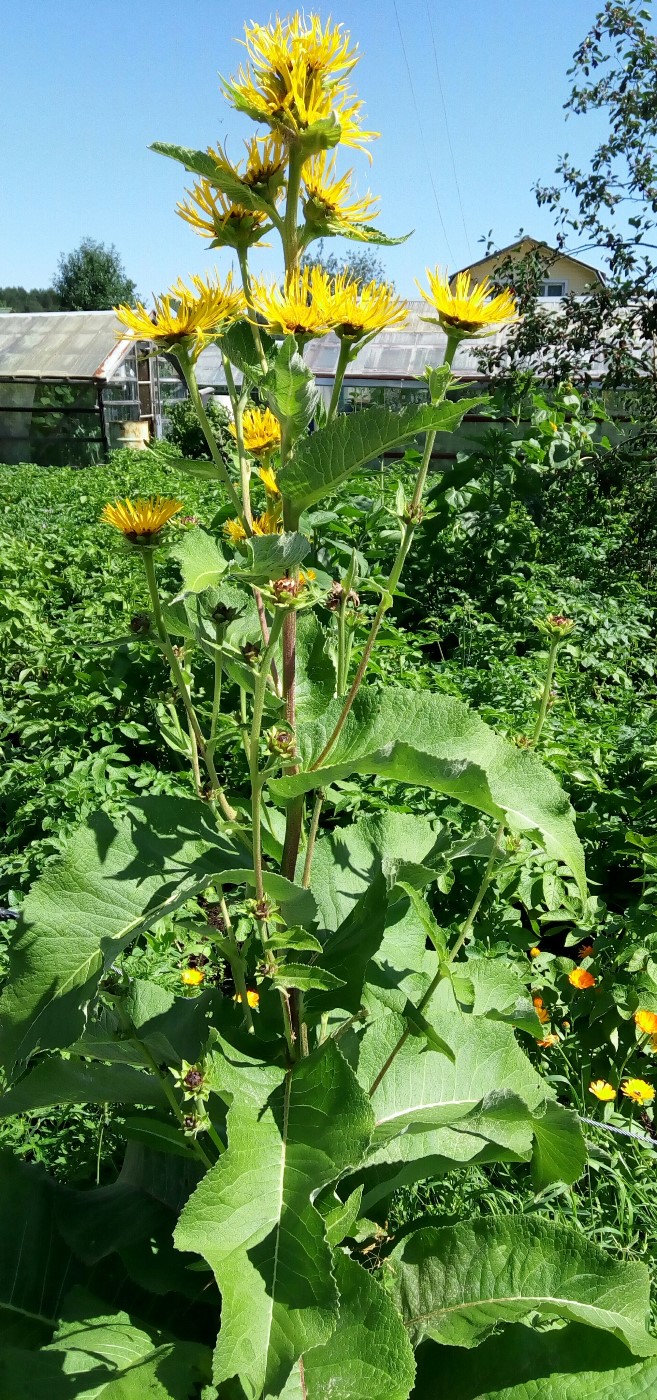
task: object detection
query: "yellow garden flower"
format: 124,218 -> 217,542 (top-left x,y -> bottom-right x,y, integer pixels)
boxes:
536,1034 -> 559,1048
207,134 -> 288,197
177,181 -> 271,250
181,967 -> 205,987
258,463 -> 280,494
115,272 -> 246,358
222,14 -> 377,158
417,268 -> 518,340
568,967 -> 596,989
230,406 -> 282,457
101,496 -> 182,541
635,1009 -> 657,1035
313,271 -> 408,342
589,1079 -> 616,1101
251,266 -> 332,338
223,506 -> 282,544
234,988 -> 260,1008
621,1077 -> 655,1105
529,947 -> 541,958
302,152 -> 379,233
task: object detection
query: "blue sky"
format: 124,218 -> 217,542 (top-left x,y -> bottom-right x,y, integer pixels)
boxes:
0,0 -> 608,299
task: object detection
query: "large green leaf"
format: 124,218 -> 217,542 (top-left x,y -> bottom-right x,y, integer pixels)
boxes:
0,797 -> 244,1074
0,1153 -> 80,1330
281,1253 -> 415,1400
304,873 -> 389,1020
0,1058 -> 168,1116
171,525 -> 227,596
151,140 -> 273,214
530,1100 -> 586,1189
271,688 -> 586,897
310,812 -> 440,931
222,319 -> 277,381
278,398 -> 486,510
324,218 -> 413,246
386,1216 -> 657,1355
263,335 -> 320,437
236,530 -> 310,583
175,1040 -> 374,1399
295,611 -> 337,721
413,1321 -> 657,1400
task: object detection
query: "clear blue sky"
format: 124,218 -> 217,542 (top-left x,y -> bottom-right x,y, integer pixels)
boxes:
0,0 -> 609,300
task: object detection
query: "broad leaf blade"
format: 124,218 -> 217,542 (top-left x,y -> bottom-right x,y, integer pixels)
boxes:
270,688 -> 586,897
278,399 -> 487,510
263,335 -> 320,436
175,1040 -> 374,1398
0,797 -> 243,1074
171,526 -> 227,595
530,1100 -> 586,1189
0,1059 -> 168,1116
386,1216 -> 657,1355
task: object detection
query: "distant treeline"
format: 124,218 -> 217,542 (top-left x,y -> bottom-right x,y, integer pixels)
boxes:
0,286 -> 60,313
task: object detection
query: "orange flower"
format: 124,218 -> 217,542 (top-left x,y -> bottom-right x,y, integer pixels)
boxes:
589,1079 -> 616,1101
234,988 -> 260,1009
577,943 -> 594,960
635,1009 -> 657,1036
529,947 -> 541,958
536,1034 -> 559,1048
181,967 -> 205,987
568,967 -> 596,989
532,995 -> 549,1025
621,1077 -> 655,1105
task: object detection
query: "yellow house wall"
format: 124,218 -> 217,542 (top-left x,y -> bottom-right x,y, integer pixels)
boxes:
464,247 -> 600,295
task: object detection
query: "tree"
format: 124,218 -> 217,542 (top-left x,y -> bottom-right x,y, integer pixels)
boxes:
480,0 -> 657,410
0,285 -> 60,312
53,237 -> 137,311
301,237 -> 391,286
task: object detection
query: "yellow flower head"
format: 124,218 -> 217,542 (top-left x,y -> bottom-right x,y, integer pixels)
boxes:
635,1009 -> 657,1035
621,1077 -> 655,1105
101,496 -> 183,541
115,272 -> 246,358
314,271 -> 409,341
207,134 -> 288,197
302,152 -> 379,232
230,406 -> 282,457
536,1033 -> 559,1048
234,988 -> 260,1008
251,266 -> 333,339
177,181 -> 271,250
258,463 -> 280,494
181,967 -> 205,987
589,1079 -> 616,1101
532,994 -> 549,1025
223,14 -> 377,159
223,506 -> 282,544
568,967 -> 596,990
529,947 -> 541,958
417,268 -> 519,340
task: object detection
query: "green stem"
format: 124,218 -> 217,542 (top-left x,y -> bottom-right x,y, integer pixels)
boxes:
336,600 -> 349,696
175,349 -> 244,520
222,352 -> 253,529
210,643 -> 223,745
327,339 -> 351,420
237,246 -> 268,371
248,611 -> 285,903
124,1017 -> 215,1169
447,821 -> 506,964
310,427 -> 438,770
143,550 -> 237,823
532,635 -> 560,748
283,144 -> 304,280
302,791 -> 324,889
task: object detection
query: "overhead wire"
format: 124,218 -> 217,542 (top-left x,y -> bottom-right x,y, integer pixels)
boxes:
424,0 -> 472,259
392,0 -> 456,265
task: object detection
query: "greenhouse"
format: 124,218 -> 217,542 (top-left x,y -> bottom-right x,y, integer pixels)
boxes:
0,311 -> 185,465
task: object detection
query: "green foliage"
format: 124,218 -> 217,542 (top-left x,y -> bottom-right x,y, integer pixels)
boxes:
0,284 -> 60,312
53,236 -> 137,311
164,395 -> 233,462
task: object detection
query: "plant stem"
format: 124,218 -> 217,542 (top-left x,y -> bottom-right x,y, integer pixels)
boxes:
248,610 -> 285,902
175,349 -> 244,520
310,427 -> 438,769
532,634 -> 560,748
125,1017 -> 215,1169
187,714 -> 202,796
369,820 -> 506,1099
283,144 -> 304,280
302,791 -> 324,888
210,643 -> 223,745
143,550 -> 237,823
447,821 -> 506,964
222,352 -> 253,529
237,246 -> 268,372
327,339 -> 351,420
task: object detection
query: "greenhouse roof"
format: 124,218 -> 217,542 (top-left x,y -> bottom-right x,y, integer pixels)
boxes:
195,301 -> 520,388
0,311 -> 132,381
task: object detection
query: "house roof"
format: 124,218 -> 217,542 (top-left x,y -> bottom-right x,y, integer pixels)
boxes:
0,311 -> 133,381
452,236 -> 605,286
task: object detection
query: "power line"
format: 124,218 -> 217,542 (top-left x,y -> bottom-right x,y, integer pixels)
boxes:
425,0 -> 472,259
392,0 -> 456,265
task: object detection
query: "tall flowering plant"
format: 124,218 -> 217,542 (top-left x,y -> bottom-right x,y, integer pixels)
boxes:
1,14 -> 656,1399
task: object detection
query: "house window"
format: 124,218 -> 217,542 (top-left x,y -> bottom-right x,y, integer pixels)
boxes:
539,279 -> 567,297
